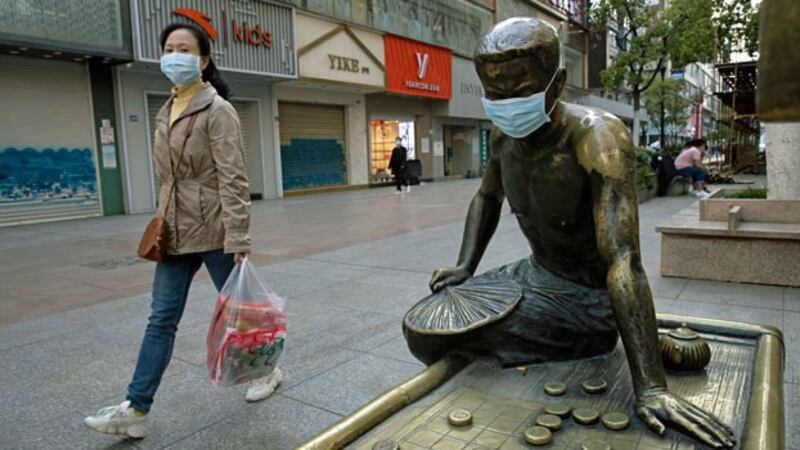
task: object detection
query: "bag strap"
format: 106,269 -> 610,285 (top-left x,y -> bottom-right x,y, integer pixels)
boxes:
160,113 -> 199,217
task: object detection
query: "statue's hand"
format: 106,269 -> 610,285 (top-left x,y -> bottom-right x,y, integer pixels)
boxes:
635,388 -> 735,449
429,266 -> 472,292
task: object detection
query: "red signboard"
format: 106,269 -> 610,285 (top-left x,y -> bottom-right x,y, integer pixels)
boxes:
385,35 -> 452,100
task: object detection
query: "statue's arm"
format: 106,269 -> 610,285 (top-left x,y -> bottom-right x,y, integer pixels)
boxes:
581,122 -> 667,396
430,158 -> 504,292
457,159 -> 505,273
583,120 -> 734,448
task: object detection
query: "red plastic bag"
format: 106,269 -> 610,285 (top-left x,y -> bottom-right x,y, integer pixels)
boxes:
206,259 -> 286,386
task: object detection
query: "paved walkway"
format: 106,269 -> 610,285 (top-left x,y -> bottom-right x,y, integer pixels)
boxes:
0,180 -> 796,449
0,182 -> 480,324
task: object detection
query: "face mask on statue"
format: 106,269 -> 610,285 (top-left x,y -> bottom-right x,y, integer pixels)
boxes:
160,53 -> 202,88
481,68 -> 559,138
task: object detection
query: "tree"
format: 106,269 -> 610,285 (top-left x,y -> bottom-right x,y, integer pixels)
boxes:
590,0 -> 756,145
714,0 -> 760,60
642,76 -> 694,150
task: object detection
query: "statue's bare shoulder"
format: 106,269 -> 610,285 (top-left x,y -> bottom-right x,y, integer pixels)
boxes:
566,103 -> 634,181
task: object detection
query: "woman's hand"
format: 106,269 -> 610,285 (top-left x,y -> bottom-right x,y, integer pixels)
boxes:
234,252 -> 250,264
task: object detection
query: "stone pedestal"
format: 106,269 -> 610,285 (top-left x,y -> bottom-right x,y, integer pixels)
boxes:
765,122 -> 800,200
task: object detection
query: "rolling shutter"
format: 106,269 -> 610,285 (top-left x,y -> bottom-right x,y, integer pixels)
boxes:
0,56 -> 100,226
278,102 -> 346,190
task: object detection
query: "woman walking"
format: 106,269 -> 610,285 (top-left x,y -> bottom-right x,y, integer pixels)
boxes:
84,23 -> 281,439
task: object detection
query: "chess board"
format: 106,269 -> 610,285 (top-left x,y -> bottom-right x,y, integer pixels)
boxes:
352,335 -> 756,450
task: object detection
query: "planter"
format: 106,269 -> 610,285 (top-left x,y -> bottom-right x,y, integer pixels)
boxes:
637,174 -> 657,203
700,188 -> 800,223
657,188 -> 800,287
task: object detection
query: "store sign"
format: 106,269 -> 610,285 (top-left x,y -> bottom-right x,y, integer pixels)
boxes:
133,0 -> 296,78
434,56 -> 487,119
174,8 -> 272,48
297,16 -> 384,90
385,35 -> 452,99
327,54 -> 368,73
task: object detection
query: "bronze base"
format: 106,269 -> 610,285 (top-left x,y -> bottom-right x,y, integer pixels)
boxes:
295,314 -> 784,450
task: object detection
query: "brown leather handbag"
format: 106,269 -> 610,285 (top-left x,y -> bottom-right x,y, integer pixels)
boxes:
137,113 -> 199,262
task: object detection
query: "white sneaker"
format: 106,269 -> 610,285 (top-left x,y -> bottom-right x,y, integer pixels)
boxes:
245,368 -> 283,402
692,190 -> 710,199
83,400 -> 146,438
406,185 -> 412,193
394,190 -> 402,195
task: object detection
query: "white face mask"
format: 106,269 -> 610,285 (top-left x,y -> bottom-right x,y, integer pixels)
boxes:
481,68 -> 559,138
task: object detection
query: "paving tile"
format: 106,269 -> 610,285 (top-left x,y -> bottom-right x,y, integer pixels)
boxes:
257,271 -> 345,298
659,299 -> 785,329
355,268 -> 433,289
297,280 -> 427,318
648,276 -> 689,300
785,288 -> 800,312
0,334 -> 194,430
786,382 -> 799,450
0,411 -> 139,450
282,353 -> 422,416
263,258 -> 374,281
162,394 -> 340,450
678,279 -> 784,310
0,293 -> 151,351
369,335 -> 426,366
84,369 -> 245,450
36,350 -> 194,412
784,312 -> 800,384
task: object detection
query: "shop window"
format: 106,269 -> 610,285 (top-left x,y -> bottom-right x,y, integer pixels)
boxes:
369,119 -> 415,184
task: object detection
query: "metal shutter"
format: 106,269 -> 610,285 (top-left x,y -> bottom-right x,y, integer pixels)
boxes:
147,94 -> 252,201
147,94 -> 170,196
0,56 -> 100,226
278,102 -> 346,190
230,101 -> 250,171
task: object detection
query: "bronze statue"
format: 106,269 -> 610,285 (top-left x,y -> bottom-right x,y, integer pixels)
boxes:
403,18 -> 735,448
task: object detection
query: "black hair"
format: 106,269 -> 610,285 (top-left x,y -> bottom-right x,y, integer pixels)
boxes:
159,23 -> 231,100
686,138 -> 708,149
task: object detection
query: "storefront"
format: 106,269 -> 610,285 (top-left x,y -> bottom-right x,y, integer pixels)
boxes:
433,55 -> 492,178
273,13 -> 384,193
366,35 -> 452,183
0,0 -> 132,226
118,0 -> 295,213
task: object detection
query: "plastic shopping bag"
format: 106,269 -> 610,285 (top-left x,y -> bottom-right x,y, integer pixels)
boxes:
206,259 -> 286,387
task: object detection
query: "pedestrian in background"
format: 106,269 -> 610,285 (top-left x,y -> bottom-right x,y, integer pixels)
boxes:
675,138 -> 710,198
389,137 -> 411,194
84,23 -> 281,439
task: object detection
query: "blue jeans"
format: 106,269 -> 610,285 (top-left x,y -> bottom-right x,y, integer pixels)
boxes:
127,249 -> 235,413
677,166 -> 707,182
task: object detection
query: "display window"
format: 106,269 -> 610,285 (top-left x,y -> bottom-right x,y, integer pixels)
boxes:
369,119 -> 415,184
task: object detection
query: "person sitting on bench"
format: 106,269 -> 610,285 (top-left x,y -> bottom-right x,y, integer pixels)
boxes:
674,138 -> 710,198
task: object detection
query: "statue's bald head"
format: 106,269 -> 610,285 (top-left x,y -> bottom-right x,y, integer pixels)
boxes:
476,17 -> 560,73
474,17 -> 564,101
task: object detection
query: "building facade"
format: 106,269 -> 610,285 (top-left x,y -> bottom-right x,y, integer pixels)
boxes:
0,0 -> 132,226
272,12 -> 383,193
117,0 -> 296,214
2,0 -> 656,225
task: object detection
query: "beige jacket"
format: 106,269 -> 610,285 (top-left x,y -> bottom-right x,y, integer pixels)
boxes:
152,83 -> 251,255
